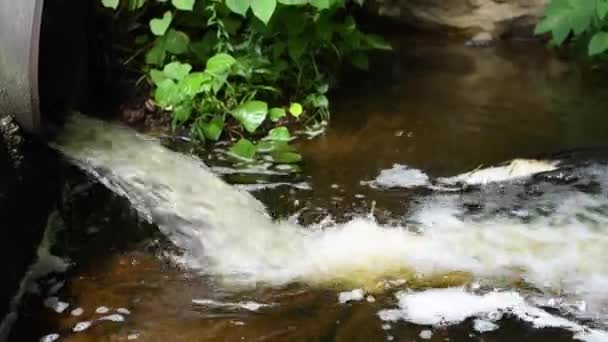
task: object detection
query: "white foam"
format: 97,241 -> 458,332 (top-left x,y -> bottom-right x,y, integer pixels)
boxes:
73,321 -> 92,332
378,287 -> 606,340
338,289 -> 365,303
71,308 -> 84,316
438,159 -> 558,185
191,299 -> 270,311
55,115 -> 608,328
95,306 -> 110,314
40,333 -> 60,342
43,297 -> 69,314
473,319 -> 499,333
362,164 -> 430,189
117,308 -> 131,315
419,330 -> 433,339
98,314 -> 125,322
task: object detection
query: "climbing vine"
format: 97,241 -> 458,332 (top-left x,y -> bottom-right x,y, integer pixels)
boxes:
100,0 -> 390,163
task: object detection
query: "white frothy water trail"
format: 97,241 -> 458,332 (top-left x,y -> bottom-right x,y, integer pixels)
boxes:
378,287 -> 608,341
54,115 -> 608,332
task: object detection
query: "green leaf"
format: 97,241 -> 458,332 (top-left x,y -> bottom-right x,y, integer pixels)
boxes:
310,0 -> 330,10
206,53 -> 237,75
165,29 -> 190,54
172,0 -> 195,11
229,139 -> 257,160
589,31 -> 608,55
163,62 -> 192,81
154,79 -> 181,107
269,107 -> 286,122
306,94 -> 329,108
251,0 -> 277,24
351,52 -> 369,70
150,11 -> 173,36
200,115 -> 224,141
128,0 -> 147,10
102,0 -> 120,10
288,35 -> 309,62
225,0 -> 250,16
271,151 -> 302,163
145,37 -> 167,65
179,72 -> 211,96
365,34 -> 392,50
173,102 -> 193,124
266,126 -> 291,141
289,103 -> 303,117
231,101 -> 268,133
599,0 -> 608,19
278,0 -> 308,4
150,69 -> 166,85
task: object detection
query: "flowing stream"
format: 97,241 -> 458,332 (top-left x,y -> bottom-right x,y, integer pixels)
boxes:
11,35 -> 608,342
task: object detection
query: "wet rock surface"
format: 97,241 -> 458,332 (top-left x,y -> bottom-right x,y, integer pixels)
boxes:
0,115 -> 60,339
368,0 -> 546,39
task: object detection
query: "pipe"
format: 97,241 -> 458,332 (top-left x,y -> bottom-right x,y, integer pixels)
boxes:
0,0 -> 88,137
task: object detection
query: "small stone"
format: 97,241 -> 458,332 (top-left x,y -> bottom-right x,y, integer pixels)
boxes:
128,333 -> 140,340
366,295 -> 376,303
73,321 -> 92,332
420,329 -> 433,339
96,306 -> 110,314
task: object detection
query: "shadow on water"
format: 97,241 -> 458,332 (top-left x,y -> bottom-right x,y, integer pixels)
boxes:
9,34 -> 608,341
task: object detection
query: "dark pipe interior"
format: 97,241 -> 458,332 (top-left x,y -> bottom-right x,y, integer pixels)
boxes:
38,0 -> 90,135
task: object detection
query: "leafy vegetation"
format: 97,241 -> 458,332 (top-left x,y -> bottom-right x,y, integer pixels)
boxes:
100,0 -> 390,163
535,0 -> 608,56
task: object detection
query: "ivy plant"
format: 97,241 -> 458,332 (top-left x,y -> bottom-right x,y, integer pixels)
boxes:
536,0 -> 608,56
101,0 -> 391,164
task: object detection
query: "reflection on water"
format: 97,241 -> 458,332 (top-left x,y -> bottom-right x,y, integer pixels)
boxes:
10,35 -> 608,341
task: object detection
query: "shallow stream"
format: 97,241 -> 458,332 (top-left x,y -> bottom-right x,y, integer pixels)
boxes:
10,35 -> 608,342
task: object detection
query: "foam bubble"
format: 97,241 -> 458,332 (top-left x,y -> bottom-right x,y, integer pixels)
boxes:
338,289 -> 365,304
362,164 -> 430,189
378,287 -> 606,340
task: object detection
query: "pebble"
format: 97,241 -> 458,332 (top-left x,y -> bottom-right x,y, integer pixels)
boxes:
127,333 -> 140,340
366,295 -> 376,303
73,321 -> 92,332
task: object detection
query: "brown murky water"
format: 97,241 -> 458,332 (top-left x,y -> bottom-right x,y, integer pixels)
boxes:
10,35 -> 608,341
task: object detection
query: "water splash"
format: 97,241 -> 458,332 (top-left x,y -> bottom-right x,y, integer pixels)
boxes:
54,114 -> 608,328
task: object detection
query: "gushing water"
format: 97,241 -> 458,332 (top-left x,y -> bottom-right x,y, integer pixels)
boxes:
54,114 -> 608,333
